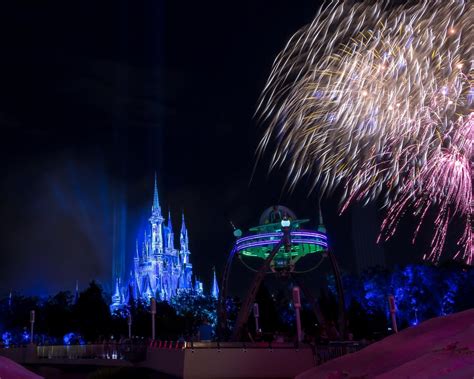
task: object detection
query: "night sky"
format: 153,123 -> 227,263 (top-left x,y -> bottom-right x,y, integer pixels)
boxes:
0,0 -> 435,297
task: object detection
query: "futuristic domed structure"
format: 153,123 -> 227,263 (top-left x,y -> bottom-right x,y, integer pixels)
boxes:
218,205 -> 346,341
236,206 -> 328,273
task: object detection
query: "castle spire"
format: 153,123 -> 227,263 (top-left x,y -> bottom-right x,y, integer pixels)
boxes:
180,212 -> 189,250
152,172 -> 160,213
168,210 -> 172,229
211,267 -> 219,299
180,212 -> 187,237
149,173 -> 164,254
181,211 -> 186,230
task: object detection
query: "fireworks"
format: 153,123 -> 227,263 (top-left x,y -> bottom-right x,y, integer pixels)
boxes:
258,1 -> 473,263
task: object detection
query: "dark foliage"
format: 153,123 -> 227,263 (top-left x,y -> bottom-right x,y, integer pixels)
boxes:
1,264 -> 474,344
73,281 -> 112,341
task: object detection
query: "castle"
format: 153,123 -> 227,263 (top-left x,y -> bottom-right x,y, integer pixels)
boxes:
111,175 -> 218,311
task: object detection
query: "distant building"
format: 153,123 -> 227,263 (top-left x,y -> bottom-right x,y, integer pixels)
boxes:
111,175 -> 216,311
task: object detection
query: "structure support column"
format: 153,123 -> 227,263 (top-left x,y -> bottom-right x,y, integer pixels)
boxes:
231,226 -> 290,341
327,249 -> 345,339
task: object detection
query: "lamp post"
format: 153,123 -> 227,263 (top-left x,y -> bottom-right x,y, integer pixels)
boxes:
29,310 -> 35,344
151,297 -> 156,340
253,303 -> 260,333
127,312 -> 132,339
293,286 -> 302,343
388,294 -> 398,333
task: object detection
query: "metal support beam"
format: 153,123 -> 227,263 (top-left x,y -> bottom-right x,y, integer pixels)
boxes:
217,247 -> 238,339
293,275 -> 327,329
327,249 -> 345,339
231,228 -> 290,341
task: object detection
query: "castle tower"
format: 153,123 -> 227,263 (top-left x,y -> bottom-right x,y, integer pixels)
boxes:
149,174 -> 164,255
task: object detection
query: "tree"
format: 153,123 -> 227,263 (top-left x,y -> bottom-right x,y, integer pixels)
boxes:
72,281 -> 111,341
42,291 -> 73,339
170,291 -> 217,338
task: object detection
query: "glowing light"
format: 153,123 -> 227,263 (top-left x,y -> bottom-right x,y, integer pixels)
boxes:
2,332 -> 12,347
281,219 -> 291,227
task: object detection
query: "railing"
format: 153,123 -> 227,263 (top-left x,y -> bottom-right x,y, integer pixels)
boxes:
314,342 -> 368,365
36,342 -> 147,362
148,340 -> 186,349
28,340 -> 366,366
147,339 -> 368,361
195,341 -> 304,349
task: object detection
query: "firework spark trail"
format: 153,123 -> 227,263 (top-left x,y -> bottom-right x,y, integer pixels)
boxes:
258,0 -> 473,262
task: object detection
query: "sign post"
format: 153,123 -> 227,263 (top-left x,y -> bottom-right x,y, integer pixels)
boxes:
127,312 -> 132,339
253,303 -> 260,333
151,297 -> 156,340
30,310 -> 35,344
388,295 -> 398,333
293,286 -> 302,342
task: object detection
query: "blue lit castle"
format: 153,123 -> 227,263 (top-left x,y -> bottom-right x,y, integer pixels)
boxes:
111,176 -> 219,311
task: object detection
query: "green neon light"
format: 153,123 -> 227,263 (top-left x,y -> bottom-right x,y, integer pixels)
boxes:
240,243 -> 324,262
239,216 -> 327,270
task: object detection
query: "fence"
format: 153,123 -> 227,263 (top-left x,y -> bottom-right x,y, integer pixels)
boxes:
36,342 -> 147,362
147,340 -> 367,364
314,342 -> 368,365
27,340 -> 365,365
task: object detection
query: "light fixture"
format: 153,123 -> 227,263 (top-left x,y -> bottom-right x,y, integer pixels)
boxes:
281,219 -> 291,228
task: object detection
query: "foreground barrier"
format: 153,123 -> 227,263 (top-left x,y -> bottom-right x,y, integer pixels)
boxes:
1,340 -> 366,377
36,342 -> 147,362
142,341 -> 367,378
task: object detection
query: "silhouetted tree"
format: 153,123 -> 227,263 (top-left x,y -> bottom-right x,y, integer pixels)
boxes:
171,291 -> 216,338
72,281 -> 111,341
42,291 -> 73,339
